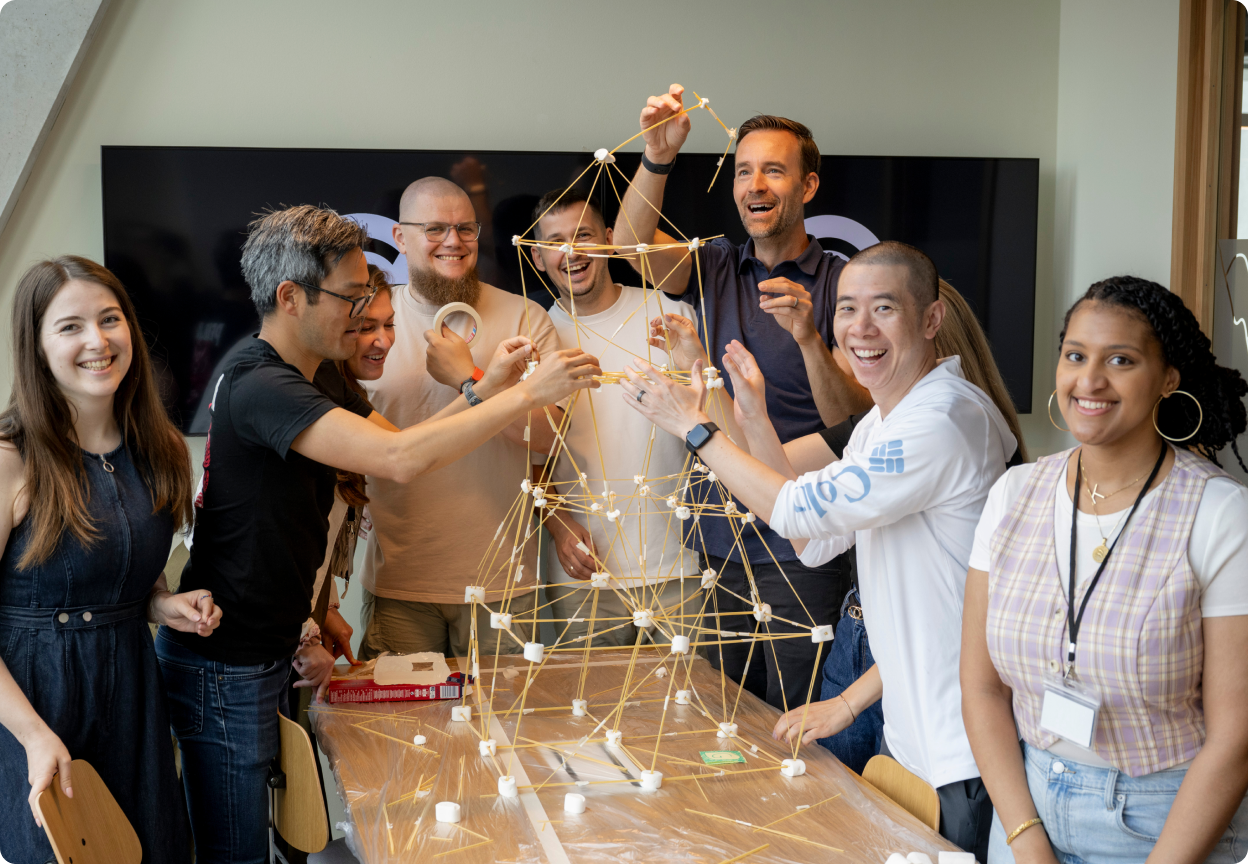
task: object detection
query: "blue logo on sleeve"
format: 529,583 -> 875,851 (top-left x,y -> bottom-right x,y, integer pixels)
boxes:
869,440 -> 904,473
792,466 -> 871,514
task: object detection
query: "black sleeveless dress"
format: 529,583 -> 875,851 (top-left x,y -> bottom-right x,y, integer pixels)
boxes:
0,445 -> 190,863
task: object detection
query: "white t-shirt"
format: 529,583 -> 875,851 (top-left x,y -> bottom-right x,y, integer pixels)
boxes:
970,459 -> 1248,769
545,285 -> 700,588
769,357 -> 1017,789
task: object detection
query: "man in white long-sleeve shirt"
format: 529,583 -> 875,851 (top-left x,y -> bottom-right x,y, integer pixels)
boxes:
619,241 -> 1015,861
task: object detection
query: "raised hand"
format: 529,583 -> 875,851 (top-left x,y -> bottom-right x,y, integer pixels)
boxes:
478,336 -> 535,398
758,276 -> 818,346
620,358 -> 709,440
772,697 -> 854,746
521,349 -> 602,407
424,325 -> 476,388
640,84 -> 691,163
546,513 -> 597,581
722,340 -> 769,426
648,313 -> 706,371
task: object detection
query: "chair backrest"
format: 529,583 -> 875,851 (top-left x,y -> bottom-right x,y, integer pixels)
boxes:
36,759 -> 142,864
274,710 -> 329,854
862,754 -> 941,831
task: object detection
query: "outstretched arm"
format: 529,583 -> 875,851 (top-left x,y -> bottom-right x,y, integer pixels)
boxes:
612,84 -> 693,295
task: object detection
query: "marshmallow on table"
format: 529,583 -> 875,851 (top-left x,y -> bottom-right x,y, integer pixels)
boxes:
413,734 -> 427,746
780,759 -> 806,777
490,612 -> 512,630
717,722 -> 738,739
498,776 -> 518,798
564,792 -> 586,814
450,705 -> 472,722
523,642 -> 545,663
632,609 -> 654,629
605,729 -> 623,747
478,739 -> 497,757
675,690 -> 691,705
571,699 -> 588,716
639,770 -> 663,791
435,801 -> 461,823
670,635 -> 690,654
885,855 -> 910,864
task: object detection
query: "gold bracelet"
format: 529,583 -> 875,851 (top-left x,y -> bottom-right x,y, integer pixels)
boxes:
1005,817 -> 1043,845
838,694 -> 856,721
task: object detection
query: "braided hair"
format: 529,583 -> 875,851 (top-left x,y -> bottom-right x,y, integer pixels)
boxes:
1060,275 -> 1248,471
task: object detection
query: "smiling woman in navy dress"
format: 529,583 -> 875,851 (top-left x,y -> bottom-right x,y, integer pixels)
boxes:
0,256 -> 222,864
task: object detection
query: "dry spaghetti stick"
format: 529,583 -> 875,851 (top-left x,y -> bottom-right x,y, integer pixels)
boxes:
456,823 -> 491,842
754,793 -> 842,830
432,838 -> 494,858
686,809 -> 844,853
717,844 -> 770,864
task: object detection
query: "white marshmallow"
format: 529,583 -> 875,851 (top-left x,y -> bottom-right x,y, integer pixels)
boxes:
590,502 -> 603,512
523,642 -> 545,663
688,237 -> 702,251
520,479 -> 531,493
498,775 -> 518,798
811,624 -> 834,643
605,729 -> 623,747
723,501 -> 736,515
571,699 -> 588,717
534,498 -> 547,509
753,603 -> 773,623
451,705 -> 472,722
676,506 -> 691,520
606,509 -> 621,522
413,734 -> 427,746
717,722 -> 738,739
633,474 -> 645,485
435,801 -> 461,823
590,572 -> 610,588
670,635 -> 691,654
479,739 -> 497,757
490,612 -> 512,630
707,472 -> 718,483
634,244 -> 649,253
701,568 -> 717,589
675,690 -> 691,705
593,148 -> 609,162
640,769 -> 663,790
666,495 -> 678,509
638,485 -> 650,496
780,758 -> 806,777
464,586 -> 485,604
564,792 -> 586,813
937,854 -> 977,864
907,854 -> 934,864
742,511 -> 756,523
886,855 -> 910,864
632,609 -> 654,629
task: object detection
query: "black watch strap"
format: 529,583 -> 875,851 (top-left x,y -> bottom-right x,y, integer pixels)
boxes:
641,151 -> 676,175
684,422 -> 720,454
460,379 -> 483,407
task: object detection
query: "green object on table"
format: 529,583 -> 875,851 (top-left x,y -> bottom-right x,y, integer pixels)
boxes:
699,750 -> 745,765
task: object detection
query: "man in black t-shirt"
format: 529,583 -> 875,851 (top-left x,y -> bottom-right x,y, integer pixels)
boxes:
154,204 -> 601,863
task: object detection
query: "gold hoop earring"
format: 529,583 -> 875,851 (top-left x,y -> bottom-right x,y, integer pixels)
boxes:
1153,390 -> 1203,442
1047,390 -> 1070,432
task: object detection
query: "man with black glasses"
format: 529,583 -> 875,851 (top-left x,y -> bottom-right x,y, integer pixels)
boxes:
353,177 -> 566,660
159,204 -> 599,862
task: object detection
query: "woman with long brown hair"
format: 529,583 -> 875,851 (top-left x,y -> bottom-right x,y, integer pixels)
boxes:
0,256 -> 221,863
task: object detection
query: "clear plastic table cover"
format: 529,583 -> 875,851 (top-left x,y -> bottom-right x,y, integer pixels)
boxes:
311,650 -> 960,863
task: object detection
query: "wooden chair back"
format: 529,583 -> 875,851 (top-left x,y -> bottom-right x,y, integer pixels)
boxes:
274,710 -> 329,853
862,754 -> 941,831
35,759 -> 142,864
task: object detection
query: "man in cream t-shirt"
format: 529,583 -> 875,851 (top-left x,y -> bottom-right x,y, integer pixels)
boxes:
358,177 -> 565,659
530,188 -> 701,646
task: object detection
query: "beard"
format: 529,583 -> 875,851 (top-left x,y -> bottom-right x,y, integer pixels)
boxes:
410,262 -> 481,307
740,193 -> 805,242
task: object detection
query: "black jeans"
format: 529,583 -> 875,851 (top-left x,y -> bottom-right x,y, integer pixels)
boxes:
701,553 -> 851,712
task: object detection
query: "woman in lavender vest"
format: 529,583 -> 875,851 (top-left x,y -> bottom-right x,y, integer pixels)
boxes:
961,276 -> 1248,864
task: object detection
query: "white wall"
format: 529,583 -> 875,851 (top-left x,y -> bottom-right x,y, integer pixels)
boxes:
1027,0 -> 1180,455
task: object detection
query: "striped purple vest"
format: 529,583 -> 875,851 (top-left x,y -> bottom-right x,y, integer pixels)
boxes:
986,447 -> 1223,776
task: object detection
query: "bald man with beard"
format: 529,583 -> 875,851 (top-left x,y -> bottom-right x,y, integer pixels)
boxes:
355,178 -> 566,659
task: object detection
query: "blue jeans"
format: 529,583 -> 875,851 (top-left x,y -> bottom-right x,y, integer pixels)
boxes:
817,587 -> 884,774
155,627 -> 292,864
989,742 -> 1248,864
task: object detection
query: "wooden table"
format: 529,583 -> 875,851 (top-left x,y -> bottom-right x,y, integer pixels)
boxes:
312,650 -> 959,863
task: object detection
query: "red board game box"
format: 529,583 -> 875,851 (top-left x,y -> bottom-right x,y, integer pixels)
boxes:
324,672 -> 469,704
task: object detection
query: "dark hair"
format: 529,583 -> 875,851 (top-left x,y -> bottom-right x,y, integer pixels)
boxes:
1060,275 -> 1248,469
530,188 -> 604,241
240,204 -> 370,316
845,240 -> 939,306
737,115 -> 820,179
334,263 -> 390,508
0,256 -> 193,568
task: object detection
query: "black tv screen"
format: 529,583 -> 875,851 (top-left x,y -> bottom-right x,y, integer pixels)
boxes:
101,146 -> 1038,433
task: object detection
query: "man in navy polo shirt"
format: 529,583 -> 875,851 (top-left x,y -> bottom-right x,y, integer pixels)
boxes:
613,84 -> 873,712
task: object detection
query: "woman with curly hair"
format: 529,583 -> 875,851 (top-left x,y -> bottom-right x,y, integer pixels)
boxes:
961,276 -> 1248,863
0,257 -> 221,863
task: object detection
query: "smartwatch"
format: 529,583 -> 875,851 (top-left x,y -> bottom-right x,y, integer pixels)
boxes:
684,422 -> 719,454
641,151 -> 676,175
460,379 -> 484,407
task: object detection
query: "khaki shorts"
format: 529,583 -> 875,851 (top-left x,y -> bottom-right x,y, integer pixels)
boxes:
358,588 -> 538,660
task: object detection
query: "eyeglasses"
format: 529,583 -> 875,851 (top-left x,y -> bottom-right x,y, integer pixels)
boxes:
292,281 -> 377,318
399,221 -> 483,242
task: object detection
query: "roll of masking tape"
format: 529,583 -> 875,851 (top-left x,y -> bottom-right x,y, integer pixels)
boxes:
432,302 -> 482,344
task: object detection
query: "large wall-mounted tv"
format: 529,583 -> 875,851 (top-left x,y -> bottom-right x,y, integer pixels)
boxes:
101,146 -> 1038,433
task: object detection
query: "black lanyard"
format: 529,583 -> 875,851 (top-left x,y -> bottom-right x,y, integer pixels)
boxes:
1065,443 -> 1167,671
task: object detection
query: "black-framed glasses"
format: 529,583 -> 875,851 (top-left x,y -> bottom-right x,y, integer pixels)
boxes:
292,281 -> 376,318
398,221 -> 483,242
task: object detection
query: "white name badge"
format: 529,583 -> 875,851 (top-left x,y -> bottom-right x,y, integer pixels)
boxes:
1040,676 -> 1101,748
